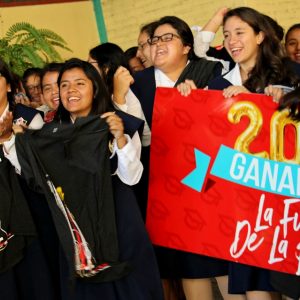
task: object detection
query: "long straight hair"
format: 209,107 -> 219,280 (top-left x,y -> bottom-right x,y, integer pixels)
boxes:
89,43 -> 129,95
56,58 -> 113,122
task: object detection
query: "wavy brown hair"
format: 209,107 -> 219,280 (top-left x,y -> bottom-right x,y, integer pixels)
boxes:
223,7 -> 298,92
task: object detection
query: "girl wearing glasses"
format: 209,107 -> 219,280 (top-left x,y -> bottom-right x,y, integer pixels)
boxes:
129,15 -> 242,300
22,67 -> 43,108
137,21 -> 158,69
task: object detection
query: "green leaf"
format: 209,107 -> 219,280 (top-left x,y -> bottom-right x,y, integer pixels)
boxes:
0,22 -> 72,75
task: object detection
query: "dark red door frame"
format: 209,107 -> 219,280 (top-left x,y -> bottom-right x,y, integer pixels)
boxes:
0,0 -> 87,7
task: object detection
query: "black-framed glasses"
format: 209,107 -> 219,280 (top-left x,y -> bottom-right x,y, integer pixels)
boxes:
148,33 -> 180,45
26,85 -> 41,92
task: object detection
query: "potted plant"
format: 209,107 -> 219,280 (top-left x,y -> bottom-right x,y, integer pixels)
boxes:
0,22 -> 72,76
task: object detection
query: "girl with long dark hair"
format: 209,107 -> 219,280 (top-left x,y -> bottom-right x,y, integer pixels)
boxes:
4,58 -> 163,300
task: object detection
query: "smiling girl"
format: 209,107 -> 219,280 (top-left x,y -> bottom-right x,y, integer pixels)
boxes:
285,24 -> 300,64
208,7 -> 298,101
4,58 -> 163,300
206,7 -> 299,300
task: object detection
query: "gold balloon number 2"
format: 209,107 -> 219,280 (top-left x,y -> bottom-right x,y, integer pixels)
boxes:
228,101 -> 300,164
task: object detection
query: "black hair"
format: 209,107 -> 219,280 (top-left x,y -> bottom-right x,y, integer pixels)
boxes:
40,62 -> 64,88
151,16 -> 196,60
22,67 -> 42,83
10,72 -> 23,94
124,46 -> 144,74
56,58 -> 113,122
285,23 -> 300,44
89,42 -> 129,95
0,58 -> 17,110
262,14 -> 284,41
22,67 -> 42,100
279,87 -> 300,121
140,21 -> 159,37
124,47 -> 138,60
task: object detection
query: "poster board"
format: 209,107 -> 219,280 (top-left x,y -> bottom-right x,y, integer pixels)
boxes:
146,88 -> 300,275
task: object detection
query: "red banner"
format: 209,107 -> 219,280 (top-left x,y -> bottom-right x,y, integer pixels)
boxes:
146,88 -> 300,275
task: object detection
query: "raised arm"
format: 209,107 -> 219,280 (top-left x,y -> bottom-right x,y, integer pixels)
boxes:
101,112 -> 143,185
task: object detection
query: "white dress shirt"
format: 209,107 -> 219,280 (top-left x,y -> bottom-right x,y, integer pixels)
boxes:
114,88 -> 151,147
223,63 -> 243,86
192,26 -> 230,73
120,67 -> 182,147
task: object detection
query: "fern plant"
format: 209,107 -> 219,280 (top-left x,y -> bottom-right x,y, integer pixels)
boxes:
0,22 -> 72,76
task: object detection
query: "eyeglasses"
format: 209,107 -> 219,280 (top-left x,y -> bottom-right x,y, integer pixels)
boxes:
147,33 -> 180,45
26,85 -> 41,93
138,41 -> 149,50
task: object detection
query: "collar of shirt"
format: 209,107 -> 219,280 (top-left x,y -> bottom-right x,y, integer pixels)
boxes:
154,68 -> 176,87
154,60 -> 190,87
223,63 -> 242,86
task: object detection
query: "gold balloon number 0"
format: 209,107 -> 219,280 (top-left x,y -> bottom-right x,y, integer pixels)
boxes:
228,101 -> 300,164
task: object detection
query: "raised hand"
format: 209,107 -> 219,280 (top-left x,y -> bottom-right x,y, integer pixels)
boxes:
113,66 -> 134,105
101,111 -> 127,149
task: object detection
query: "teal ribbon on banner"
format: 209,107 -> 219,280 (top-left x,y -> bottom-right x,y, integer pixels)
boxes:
182,145 -> 300,198
181,149 -> 211,192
